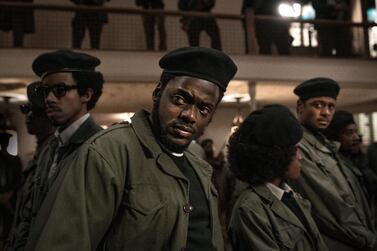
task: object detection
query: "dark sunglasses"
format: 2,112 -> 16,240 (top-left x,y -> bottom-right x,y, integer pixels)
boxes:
19,103 -> 32,114
19,103 -> 45,115
35,83 -> 79,98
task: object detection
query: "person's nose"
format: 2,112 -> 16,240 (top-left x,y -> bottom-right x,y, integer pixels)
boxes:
180,105 -> 197,124
296,148 -> 303,160
45,89 -> 57,103
321,106 -> 331,117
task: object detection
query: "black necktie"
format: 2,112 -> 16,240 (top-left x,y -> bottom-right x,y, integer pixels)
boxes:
281,192 -> 309,228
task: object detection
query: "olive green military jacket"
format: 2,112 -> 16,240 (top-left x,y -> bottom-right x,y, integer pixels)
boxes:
6,137 -> 51,251
7,116 -> 102,251
228,184 -> 328,251
24,110 -> 224,251
289,128 -> 376,251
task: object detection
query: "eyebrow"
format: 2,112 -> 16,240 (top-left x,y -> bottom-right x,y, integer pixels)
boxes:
175,88 -> 216,108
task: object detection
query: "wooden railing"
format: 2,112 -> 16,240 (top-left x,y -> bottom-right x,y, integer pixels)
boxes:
0,2 -> 376,58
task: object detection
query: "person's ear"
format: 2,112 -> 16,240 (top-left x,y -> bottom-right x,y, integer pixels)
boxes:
80,88 -> 93,104
296,99 -> 304,116
152,82 -> 163,103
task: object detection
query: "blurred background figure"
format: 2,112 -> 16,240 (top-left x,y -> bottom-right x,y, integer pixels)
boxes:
325,110 -> 376,220
135,0 -> 166,51
312,0 -> 353,57
71,0 -> 110,49
0,0 -> 35,47
187,140 -> 205,159
241,0 -> 291,55
20,82 -> 55,151
0,130 -> 23,250
367,142 -> 377,182
200,138 -> 226,192
178,0 -> 222,50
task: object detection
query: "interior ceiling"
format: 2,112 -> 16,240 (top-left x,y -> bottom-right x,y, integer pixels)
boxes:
1,79 -> 376,114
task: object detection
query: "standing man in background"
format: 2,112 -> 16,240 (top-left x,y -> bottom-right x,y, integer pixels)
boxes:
135,0 -> 167,51
179,0 -> 222,50
241,0 -> 291,55
312,0 -> 353,57
0,0 -> 35,47
19,81 -> 55,150
71,0 -> 110,49
25,47 -> 237,251
290,77 -> 376,250
6,81 -> 55,251
6,49 -> 104,251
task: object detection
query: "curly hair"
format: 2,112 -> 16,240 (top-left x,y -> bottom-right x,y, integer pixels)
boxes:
227,127 -> 296,185
72,71 -> 104,111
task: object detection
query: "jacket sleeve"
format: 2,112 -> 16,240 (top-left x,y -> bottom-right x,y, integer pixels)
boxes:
228,204 -> 280,251
290,145 -> 376,249
30,144 -> 125,251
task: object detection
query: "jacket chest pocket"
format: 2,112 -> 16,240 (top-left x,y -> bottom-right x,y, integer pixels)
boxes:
275,224 -> 305,250
124,183 -> 167,216
103,183 -> 170,250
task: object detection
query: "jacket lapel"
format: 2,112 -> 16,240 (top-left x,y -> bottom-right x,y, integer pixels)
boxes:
131,110 -> 187,180
253,185 -> 306,231
58,116 -> 102,162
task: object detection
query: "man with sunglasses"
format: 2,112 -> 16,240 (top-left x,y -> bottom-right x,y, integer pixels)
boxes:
20,81 -> 55,149
23,47 -> 237,251
289,78 -> 376,251
6,81 -> 54,251
6,49 -> 104,251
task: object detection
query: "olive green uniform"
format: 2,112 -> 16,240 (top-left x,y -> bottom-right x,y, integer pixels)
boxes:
228,184 -> 328,251
24,110 -> 223,251
289,128 -> 376,251
7,116 -> 102,251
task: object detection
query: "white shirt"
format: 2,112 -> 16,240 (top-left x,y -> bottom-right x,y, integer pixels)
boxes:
265,182 -> 294,201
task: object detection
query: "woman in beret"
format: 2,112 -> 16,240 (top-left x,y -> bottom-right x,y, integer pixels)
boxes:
227,105 -> 328,251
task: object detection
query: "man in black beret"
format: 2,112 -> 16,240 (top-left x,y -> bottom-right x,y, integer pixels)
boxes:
289,78 -> 376,251
227,105 -> 328,250
326,111 -> 377,224
5,82 -> 55,251
26,46 -> 237,251
7,49 -> 104,251
19,81 -> 55,148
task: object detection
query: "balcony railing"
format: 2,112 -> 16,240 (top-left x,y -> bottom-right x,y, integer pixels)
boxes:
0,2 -> 376,58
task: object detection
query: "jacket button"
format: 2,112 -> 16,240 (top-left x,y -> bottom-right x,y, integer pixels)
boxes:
183,203 -> 193,213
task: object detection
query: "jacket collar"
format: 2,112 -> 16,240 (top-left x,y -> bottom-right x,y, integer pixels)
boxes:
301,127 -> 339,154
67,116 -> 103,145
252,184 -> 306,230
131,110 -> 213,182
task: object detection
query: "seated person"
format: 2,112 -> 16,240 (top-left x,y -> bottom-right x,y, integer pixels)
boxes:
227,105 -> 328,251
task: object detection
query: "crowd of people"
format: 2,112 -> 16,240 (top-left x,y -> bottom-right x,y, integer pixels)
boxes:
0,46 -> 376,251
0,0 -> 357,56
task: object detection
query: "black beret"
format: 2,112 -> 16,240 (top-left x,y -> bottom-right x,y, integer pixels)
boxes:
27,81 -> 45,110
32,49 -> 101,78
326,110 -> 355,140
239,104 -> 303,147
159,47 -> 237,91
294,77 -> 340,100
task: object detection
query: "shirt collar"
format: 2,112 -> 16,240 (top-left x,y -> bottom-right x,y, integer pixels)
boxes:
265,182 -> 293,200
54,113 -> 90,146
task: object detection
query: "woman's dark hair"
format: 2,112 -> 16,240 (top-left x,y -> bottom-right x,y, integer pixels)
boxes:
72,71 -> 104,111
227,127 -> 296,185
